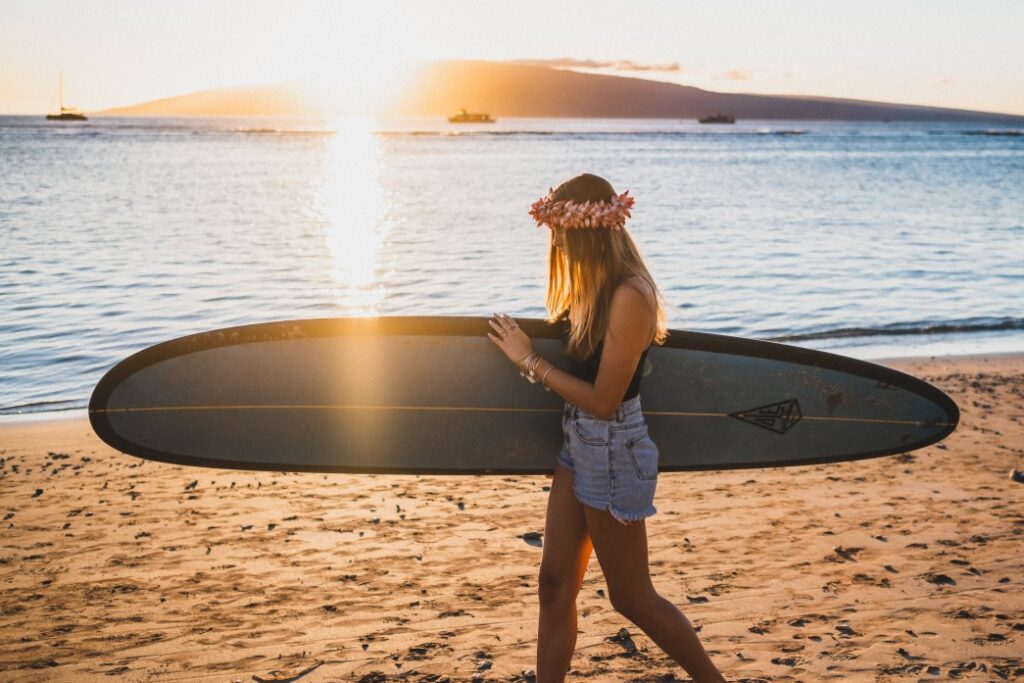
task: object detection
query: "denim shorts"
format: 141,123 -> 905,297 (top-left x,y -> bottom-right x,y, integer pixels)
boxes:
557,394 -> 659,524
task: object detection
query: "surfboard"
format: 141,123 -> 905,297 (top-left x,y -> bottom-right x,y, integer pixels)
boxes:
88,316 -> 958,474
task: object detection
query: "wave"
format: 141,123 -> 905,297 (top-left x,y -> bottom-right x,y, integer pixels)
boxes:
234,128 -> 334,136
2,122 -> 811,138
9,121 -> 811,138
0,398 -> 85,416
70,126 -> 805,139
766,316 -> 1024,343
961,130 -> 1022,137
924,129 -> 1024,137
375,129 -> 808,139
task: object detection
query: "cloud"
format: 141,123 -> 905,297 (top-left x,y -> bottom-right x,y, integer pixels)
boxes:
615,61 -> 681,72
933,77 -> 952,87
510,58 -> 681,73
718,69 -> 750,80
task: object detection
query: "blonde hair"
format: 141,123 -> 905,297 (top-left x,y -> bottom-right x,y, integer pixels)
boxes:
543,174 -> 668,360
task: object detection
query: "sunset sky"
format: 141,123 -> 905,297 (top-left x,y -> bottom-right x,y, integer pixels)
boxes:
2,0 -> 1023,116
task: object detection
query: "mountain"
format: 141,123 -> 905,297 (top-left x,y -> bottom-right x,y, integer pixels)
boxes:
97,84 -> 327,117
97,61 -> 1023,122
397,61 -> 1023,122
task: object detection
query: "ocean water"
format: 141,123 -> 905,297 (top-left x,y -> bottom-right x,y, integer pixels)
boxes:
1,115 -> 1022,418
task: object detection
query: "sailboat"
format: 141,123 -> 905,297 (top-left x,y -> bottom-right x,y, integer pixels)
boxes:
46,72 -> 87,121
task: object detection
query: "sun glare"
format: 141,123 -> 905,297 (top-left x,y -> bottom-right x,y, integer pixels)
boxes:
318,115 -> 390,312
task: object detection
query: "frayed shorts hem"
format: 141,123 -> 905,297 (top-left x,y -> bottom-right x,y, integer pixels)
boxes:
576,495 -> 657,526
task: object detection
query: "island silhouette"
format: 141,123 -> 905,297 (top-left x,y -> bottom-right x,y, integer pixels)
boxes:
97,60 -> 1024,122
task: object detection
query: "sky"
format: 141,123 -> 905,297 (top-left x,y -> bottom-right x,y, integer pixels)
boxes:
2,0 -> 1023,116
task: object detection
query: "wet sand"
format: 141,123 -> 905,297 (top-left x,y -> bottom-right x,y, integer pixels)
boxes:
1,354 -> 1022,682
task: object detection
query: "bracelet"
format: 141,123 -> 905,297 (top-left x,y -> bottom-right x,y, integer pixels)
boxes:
528,355 -> 543,383
540,364 -> 555,391
518,352 -> 543,383
526,354 -> 542,383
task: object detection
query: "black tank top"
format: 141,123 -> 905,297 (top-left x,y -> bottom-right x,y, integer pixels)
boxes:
563,278 -> 653,400
568,340 -> 650,400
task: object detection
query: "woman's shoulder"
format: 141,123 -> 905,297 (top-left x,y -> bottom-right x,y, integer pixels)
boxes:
609,274 -> 657,337
614,274 -> 656,308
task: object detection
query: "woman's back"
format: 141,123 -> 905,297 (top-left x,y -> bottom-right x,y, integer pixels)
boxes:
566,274 -> 655,400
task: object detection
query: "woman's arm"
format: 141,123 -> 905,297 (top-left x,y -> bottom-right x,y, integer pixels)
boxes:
489,283 -> 654,420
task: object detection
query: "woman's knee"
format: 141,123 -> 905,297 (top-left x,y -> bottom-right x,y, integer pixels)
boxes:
608,584 -> 659,622
538,565 -> 583,606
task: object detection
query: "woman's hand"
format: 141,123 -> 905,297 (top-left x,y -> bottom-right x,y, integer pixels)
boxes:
487,313 -> 533,366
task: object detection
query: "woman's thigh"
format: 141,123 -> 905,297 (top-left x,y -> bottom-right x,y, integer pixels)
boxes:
583,505 -> 654,598
539,465 -> 593,591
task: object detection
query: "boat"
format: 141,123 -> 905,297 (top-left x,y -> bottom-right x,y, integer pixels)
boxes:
448,108 -> 494,124
698,113 -> 735,124
46,72 -> 87,121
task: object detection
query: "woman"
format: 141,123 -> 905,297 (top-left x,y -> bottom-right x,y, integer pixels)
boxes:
487,173 -> 726,683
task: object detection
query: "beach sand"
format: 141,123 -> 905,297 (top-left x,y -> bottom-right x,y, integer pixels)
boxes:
1,354 -> 1021,682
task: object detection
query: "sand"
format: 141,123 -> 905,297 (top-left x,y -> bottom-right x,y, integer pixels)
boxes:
1,354 -> 1022,682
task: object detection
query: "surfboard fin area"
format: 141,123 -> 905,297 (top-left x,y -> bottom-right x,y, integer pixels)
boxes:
88,316 -> 959,473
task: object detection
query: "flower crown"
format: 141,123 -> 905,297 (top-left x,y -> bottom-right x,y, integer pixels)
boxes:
529,190 -> 635,230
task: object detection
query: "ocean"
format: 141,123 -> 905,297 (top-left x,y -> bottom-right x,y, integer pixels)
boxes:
1,115 -> 1022,418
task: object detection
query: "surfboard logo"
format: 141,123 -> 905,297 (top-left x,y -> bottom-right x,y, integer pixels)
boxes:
730,399 -> 802,434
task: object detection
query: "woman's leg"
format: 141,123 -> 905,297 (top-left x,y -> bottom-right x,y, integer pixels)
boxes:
583,506 -> 726,683
537,465 -> 593,682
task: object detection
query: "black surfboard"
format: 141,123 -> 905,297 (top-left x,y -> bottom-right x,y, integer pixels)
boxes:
88,317 -> 959,473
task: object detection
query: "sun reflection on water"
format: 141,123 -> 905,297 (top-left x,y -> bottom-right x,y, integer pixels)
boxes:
318,116 -> 389,312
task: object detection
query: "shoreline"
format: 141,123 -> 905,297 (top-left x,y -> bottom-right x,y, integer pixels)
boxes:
1,352 -> 1021,681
